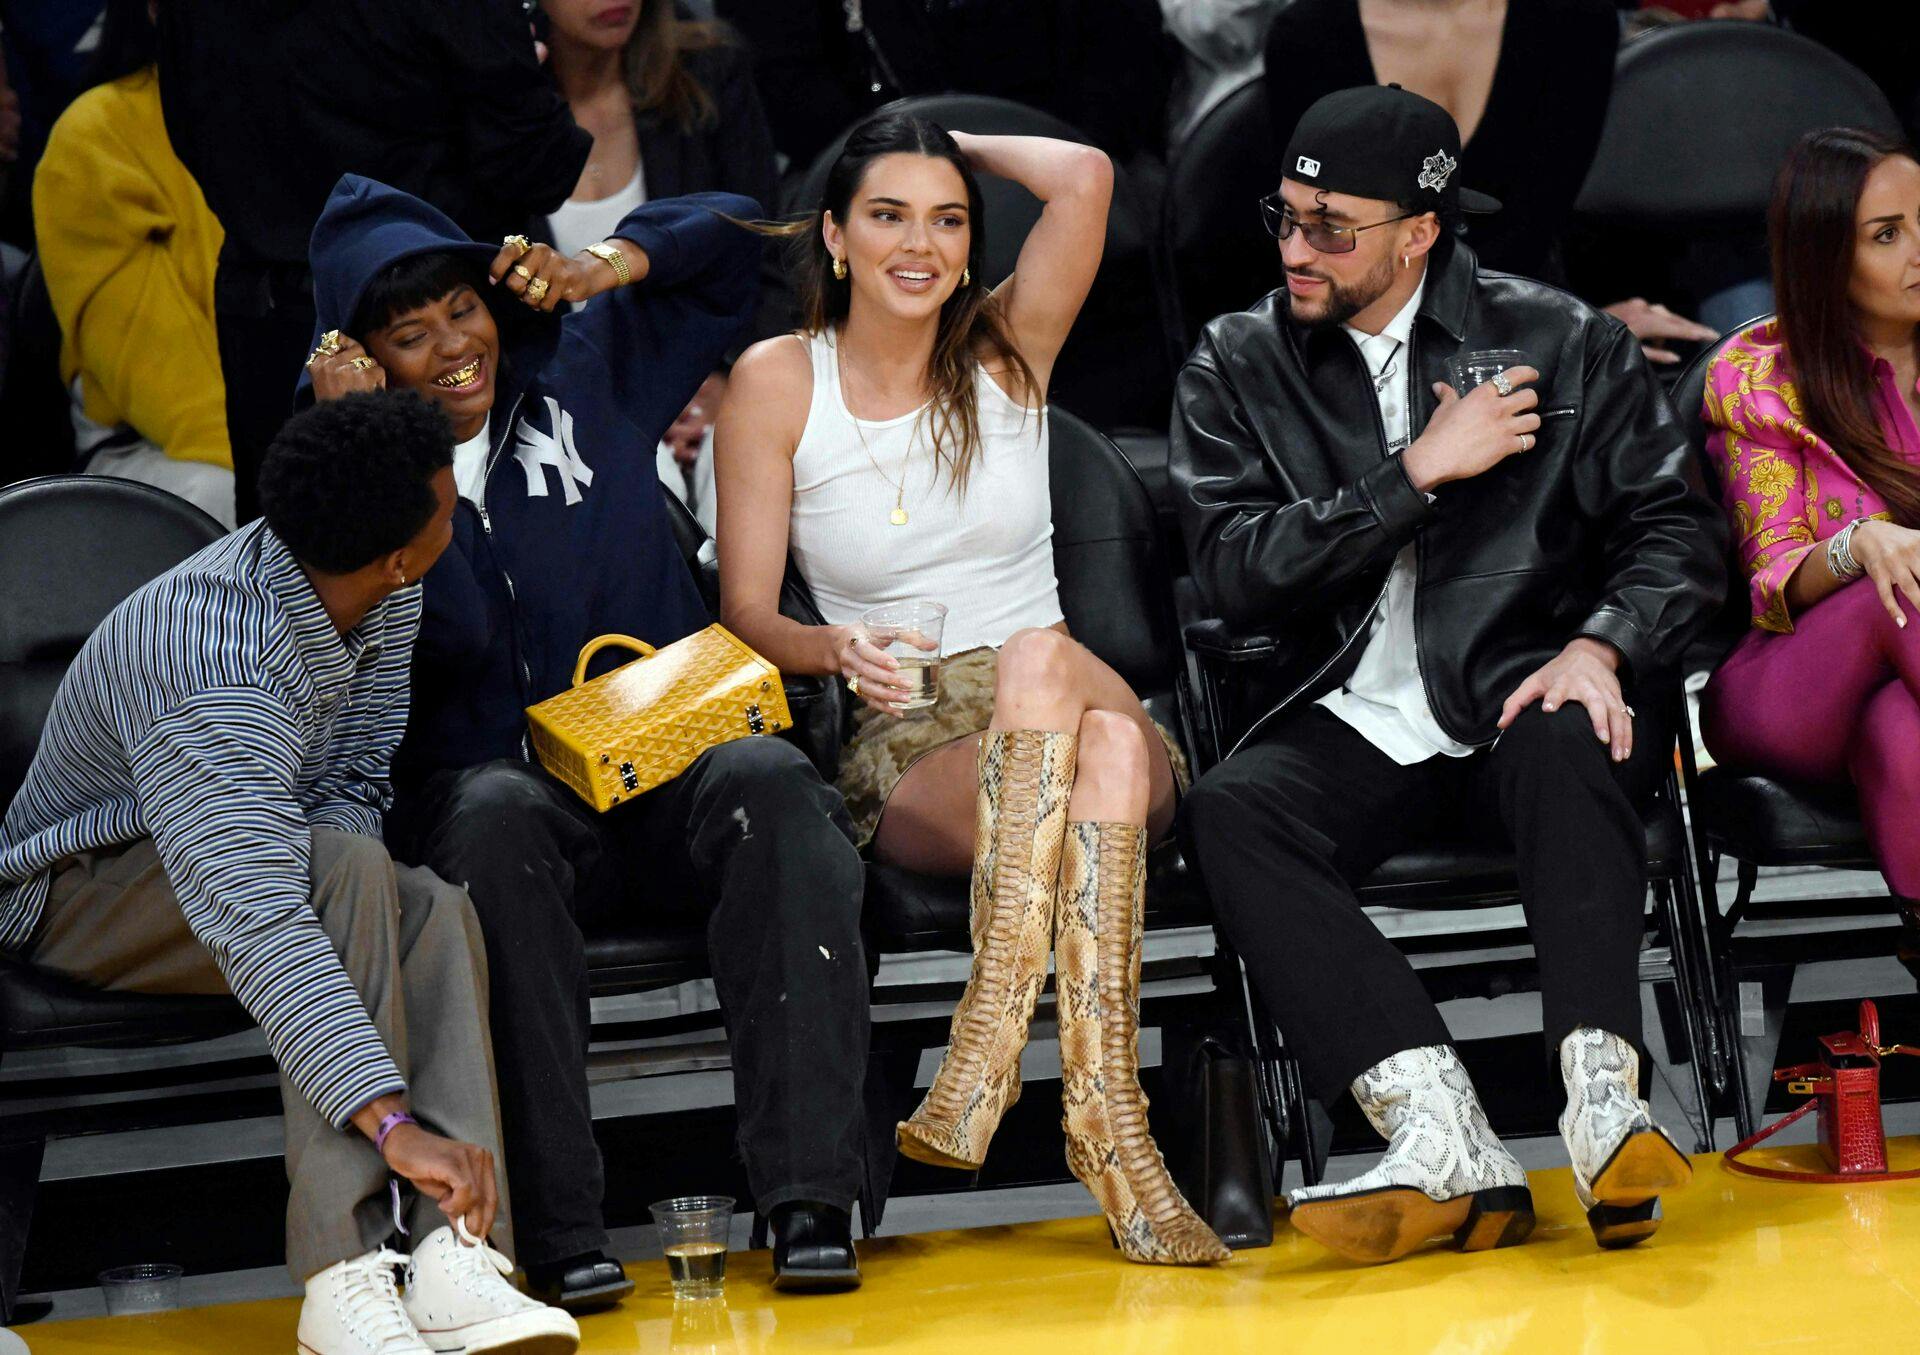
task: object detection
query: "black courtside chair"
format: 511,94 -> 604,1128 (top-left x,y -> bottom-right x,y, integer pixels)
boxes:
1666,322 -> 1883,1138
1162,76 -> 1282,353
1574,21 -> 1901,232
1180,558 -> 1731,1180
0,476 -> 233,1321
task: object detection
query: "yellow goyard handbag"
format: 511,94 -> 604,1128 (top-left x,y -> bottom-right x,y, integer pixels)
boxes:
527,626 -> 793,811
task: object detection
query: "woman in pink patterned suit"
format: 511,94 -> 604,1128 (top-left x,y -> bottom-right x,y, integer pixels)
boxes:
1701,127 -> 1920,978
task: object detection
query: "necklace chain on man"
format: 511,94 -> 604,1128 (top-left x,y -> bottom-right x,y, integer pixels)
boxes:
836,338 -> 913,526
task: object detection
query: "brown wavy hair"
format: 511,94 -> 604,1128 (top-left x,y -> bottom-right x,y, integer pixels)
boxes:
777,113 -> 1039,495
623,1 -> 729,132
1770,126 -> 1920,527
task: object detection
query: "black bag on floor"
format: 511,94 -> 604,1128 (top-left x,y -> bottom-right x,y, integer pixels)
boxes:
1165,1029 -> 1275,1249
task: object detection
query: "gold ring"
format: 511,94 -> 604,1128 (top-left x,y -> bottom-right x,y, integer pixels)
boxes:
512,263 -> 534,281
502,234 -> 532,257
525,277 -> 550,302
847,676 -> 861,697
348,356 -> 377,372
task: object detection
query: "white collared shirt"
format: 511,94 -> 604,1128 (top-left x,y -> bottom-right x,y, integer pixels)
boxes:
1314,275 -> 1476,764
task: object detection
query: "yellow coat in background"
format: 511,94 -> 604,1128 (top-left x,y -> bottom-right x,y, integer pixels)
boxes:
32,68 -> 230,469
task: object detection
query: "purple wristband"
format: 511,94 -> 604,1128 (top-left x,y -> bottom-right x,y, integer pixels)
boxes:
375,1110 -> 418,1154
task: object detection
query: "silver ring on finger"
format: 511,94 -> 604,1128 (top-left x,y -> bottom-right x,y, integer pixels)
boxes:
1518,432 -> 1534,453
1622,704 -> 1635,719
1491,372 -> 1514,397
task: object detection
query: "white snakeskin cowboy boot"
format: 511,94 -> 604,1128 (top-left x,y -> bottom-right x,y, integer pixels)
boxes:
1558,1027 -> 1693,1248
1288,1045 -> 1533,1264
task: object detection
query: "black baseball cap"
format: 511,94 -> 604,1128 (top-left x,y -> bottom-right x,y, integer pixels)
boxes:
1283,85 -> 1501,216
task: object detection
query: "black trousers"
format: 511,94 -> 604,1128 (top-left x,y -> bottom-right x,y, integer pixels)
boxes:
1184,702 -> 1664,1106
214,262 -> 316,524
389,738 -> 870,1266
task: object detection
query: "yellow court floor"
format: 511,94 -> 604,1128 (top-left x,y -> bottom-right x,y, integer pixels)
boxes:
13,1144 -> 1920,1355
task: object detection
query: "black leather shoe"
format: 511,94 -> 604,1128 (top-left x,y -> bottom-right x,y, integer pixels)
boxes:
769,1202 -> 861,1293
525,1252 -> 635,1314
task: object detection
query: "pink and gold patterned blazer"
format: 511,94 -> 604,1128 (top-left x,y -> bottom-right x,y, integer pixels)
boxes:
1704,318 -> 1912,634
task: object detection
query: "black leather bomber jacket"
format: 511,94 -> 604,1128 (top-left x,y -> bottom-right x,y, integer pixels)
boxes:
1171,236 -> 1729,754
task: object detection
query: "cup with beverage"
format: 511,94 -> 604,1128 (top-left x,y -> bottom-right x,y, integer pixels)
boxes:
1445,348 -> 1531,396
649,1196 -> 732,1299
858,600 -> 947,719
98,1263 -> 183,1315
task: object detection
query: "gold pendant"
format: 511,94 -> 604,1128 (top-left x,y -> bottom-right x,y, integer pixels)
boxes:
890,507 -> 909,526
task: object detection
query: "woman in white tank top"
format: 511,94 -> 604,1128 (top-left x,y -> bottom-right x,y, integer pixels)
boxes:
714,114 -> 1225,1266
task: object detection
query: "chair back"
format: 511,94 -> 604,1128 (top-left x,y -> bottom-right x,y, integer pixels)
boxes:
1668,315 -> 1775,656
1164,77 -> 1282,346
1575,23 -> 1900,227
785,93 -> 1176,431
0,477 -> 225,805
1049,407 -> 1180,695
0,255 -> 78,484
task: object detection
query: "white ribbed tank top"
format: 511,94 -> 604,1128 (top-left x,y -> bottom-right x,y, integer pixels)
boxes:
787,330 -> 1063,654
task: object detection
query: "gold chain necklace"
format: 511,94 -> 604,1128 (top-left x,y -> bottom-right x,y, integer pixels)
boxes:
836,337 -> 914,526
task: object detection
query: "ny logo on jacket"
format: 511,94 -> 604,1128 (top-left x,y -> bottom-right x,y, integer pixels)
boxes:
514,396 -> 595,505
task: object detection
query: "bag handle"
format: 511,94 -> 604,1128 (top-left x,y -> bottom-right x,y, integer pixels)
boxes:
572,634 -> 656,688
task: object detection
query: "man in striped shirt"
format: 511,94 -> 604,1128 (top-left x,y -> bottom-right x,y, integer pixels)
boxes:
0,393 -> 578,1355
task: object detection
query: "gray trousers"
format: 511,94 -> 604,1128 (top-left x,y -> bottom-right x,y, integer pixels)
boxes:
28,829 -> 511,1280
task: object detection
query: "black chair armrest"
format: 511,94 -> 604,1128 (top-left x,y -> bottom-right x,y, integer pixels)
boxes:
1183,619 -> 1279,662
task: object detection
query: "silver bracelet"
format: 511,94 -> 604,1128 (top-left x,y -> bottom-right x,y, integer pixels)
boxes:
1827,517 -> 1868,582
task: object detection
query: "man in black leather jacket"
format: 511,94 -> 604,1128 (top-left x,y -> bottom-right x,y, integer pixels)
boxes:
1174,87 -> 1726,1267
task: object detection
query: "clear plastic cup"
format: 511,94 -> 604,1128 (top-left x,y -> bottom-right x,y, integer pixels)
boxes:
858,600 -> 948,719
98,1262 -> 183,1315
1445,348 -> 1530,395
649,1196 -> 733,1299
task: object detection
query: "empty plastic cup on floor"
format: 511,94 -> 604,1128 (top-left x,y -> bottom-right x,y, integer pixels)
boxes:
98,1262 -> 183,1314
649,1196 -> 733,1299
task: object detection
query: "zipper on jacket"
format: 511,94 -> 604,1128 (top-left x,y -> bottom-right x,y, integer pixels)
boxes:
1227,575 -> 1389,759
471,390 -> 539,752
1228,335 -> 1402,759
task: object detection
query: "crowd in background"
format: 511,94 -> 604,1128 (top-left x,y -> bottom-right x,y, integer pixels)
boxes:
0,0 -> 1913,527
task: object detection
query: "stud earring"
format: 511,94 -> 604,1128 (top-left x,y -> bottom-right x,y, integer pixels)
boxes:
832,256 -> 847,280
962,266 -> 972,287
1402,254 -> 1410,270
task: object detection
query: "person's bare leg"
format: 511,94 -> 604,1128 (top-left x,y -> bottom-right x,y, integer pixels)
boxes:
871,629 -> 1175,874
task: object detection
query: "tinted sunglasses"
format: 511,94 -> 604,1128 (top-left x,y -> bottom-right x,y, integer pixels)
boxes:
1259,193 -> 1416,255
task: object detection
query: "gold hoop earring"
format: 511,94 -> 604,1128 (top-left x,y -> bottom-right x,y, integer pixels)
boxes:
962,266 -> 972,287
832,256 -> 847,281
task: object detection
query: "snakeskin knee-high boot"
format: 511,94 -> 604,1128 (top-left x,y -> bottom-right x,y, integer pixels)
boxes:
898,730 -> 1078,1170
1055,821 -> 1230,1264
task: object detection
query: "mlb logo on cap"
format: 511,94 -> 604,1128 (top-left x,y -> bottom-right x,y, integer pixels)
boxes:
1296,156 -> 1321,177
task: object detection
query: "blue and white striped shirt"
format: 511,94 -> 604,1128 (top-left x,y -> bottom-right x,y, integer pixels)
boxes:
0,522 -> 420,1129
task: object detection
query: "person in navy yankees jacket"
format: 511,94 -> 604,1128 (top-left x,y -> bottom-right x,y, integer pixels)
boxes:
303,175 -> 870,1303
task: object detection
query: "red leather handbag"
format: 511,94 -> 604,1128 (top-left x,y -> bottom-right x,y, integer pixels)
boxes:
1723,1000 -> 1920,1183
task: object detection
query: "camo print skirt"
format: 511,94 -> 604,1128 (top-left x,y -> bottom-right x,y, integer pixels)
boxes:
835,645 -> 1191,849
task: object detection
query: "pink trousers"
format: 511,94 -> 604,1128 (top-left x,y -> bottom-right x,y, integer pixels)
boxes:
1703,579 -> 1920,896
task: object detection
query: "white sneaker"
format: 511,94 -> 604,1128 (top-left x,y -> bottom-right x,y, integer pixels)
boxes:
1558,1027 -> 1693,1248
402,1223 -> 580,1355
298,1248 -> 431,1355
1287,1045 -> 1535,1264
